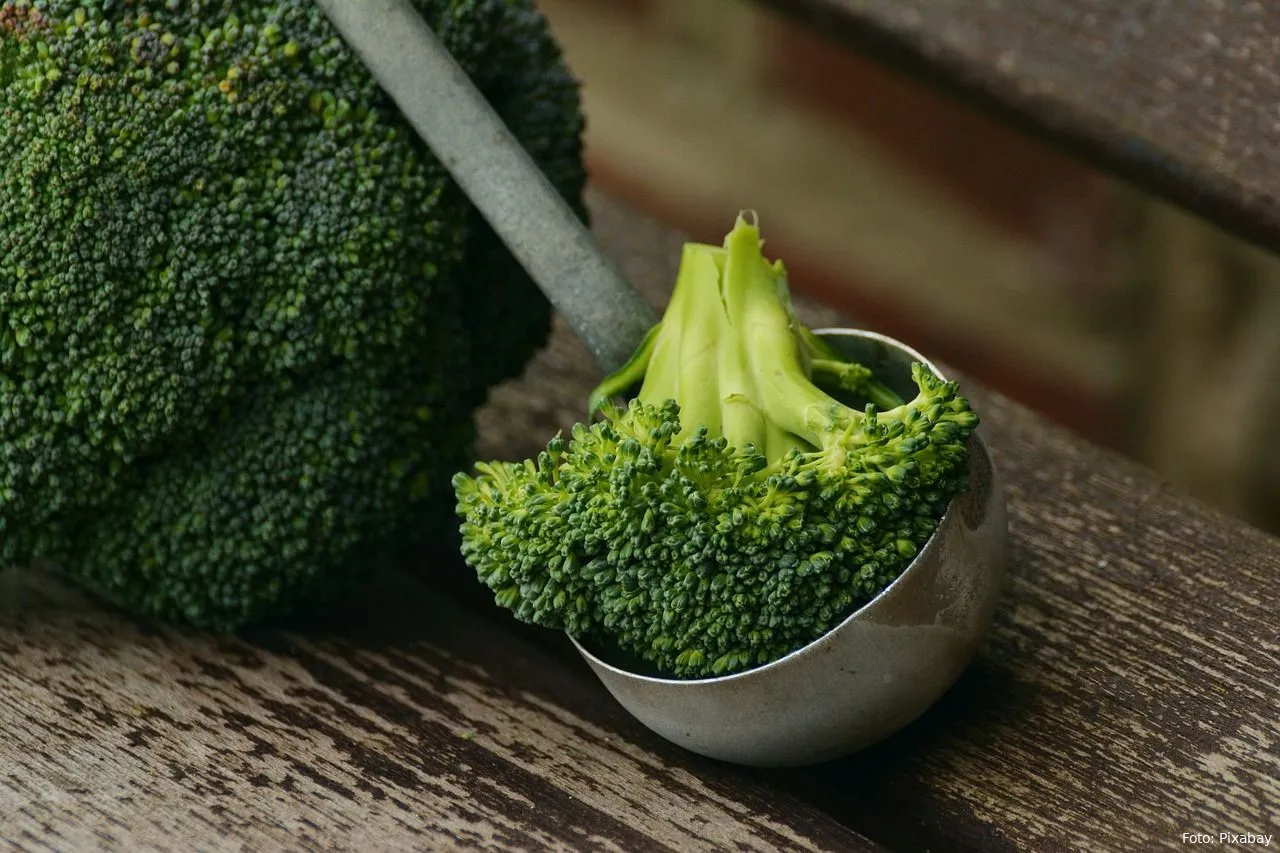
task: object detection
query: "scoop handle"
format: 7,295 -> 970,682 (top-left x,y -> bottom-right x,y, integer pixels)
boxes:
314,0 -> 658,373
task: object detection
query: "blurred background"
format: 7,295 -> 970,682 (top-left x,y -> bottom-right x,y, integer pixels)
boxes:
534,0 -> 1280,533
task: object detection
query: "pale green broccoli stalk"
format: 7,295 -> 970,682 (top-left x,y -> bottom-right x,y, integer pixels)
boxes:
0,0 -> 585,628
454,214 -> 979,679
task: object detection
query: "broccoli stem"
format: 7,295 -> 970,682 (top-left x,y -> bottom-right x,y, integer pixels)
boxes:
587,323 -> 659,418
809,359 -> 905,411
727,217 -> 852,454
664,245 -> 728,444
796,318 -> 906,411
623,223 -> 803,458
618,213 -> 908,462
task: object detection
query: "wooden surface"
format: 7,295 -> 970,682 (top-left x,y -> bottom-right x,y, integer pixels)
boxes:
3,194 -> 1279,851
0,569 -> 878,852
763,0 -> 1280,252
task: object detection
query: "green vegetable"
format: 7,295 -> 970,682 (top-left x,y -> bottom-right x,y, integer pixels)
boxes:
454,214 -> 979,678
0,0 -> 585,627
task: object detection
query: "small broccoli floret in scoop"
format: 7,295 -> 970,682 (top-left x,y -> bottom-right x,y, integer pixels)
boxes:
454,214 -> 978,678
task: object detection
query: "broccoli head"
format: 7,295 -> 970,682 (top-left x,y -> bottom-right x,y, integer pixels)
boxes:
454,215 -> 979,678
0,0 -> 585,627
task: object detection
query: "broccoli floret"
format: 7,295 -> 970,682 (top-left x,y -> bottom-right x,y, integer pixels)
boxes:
454,214 -> 979,678
0,0 -> 585,627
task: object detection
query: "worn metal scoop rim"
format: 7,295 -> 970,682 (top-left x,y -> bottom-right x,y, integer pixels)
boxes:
567,327 -> 974,686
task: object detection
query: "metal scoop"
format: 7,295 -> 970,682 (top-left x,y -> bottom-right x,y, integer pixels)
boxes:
316,0 -> 1008,766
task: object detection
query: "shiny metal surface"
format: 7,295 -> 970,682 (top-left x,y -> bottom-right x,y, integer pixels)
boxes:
570,329 -> 1009,767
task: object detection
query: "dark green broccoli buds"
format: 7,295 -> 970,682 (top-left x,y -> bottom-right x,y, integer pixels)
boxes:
455,215 -> 979,678
1,0 -> 585,627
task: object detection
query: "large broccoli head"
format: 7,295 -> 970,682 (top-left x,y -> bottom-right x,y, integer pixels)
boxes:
0,0 -> 586,627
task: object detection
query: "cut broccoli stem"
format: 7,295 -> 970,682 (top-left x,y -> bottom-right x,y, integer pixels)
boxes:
595,217 -> 905,452
609,217 -> 831,458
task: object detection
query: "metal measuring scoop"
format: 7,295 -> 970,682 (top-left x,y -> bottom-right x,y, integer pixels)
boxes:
316,0 -> 1008,766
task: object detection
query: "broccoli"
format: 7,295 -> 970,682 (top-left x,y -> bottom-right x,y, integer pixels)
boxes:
0,0 -> 586,628
454,214 -> 979,679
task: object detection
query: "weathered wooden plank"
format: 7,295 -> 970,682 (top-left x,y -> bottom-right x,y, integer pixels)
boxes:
763,0 -> 1280,252
0,565 -> 879,852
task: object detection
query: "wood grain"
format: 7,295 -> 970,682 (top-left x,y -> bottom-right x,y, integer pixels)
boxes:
2,193 -> 1278,851
0,566 -> 878,852
762,0 -> 1280,253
